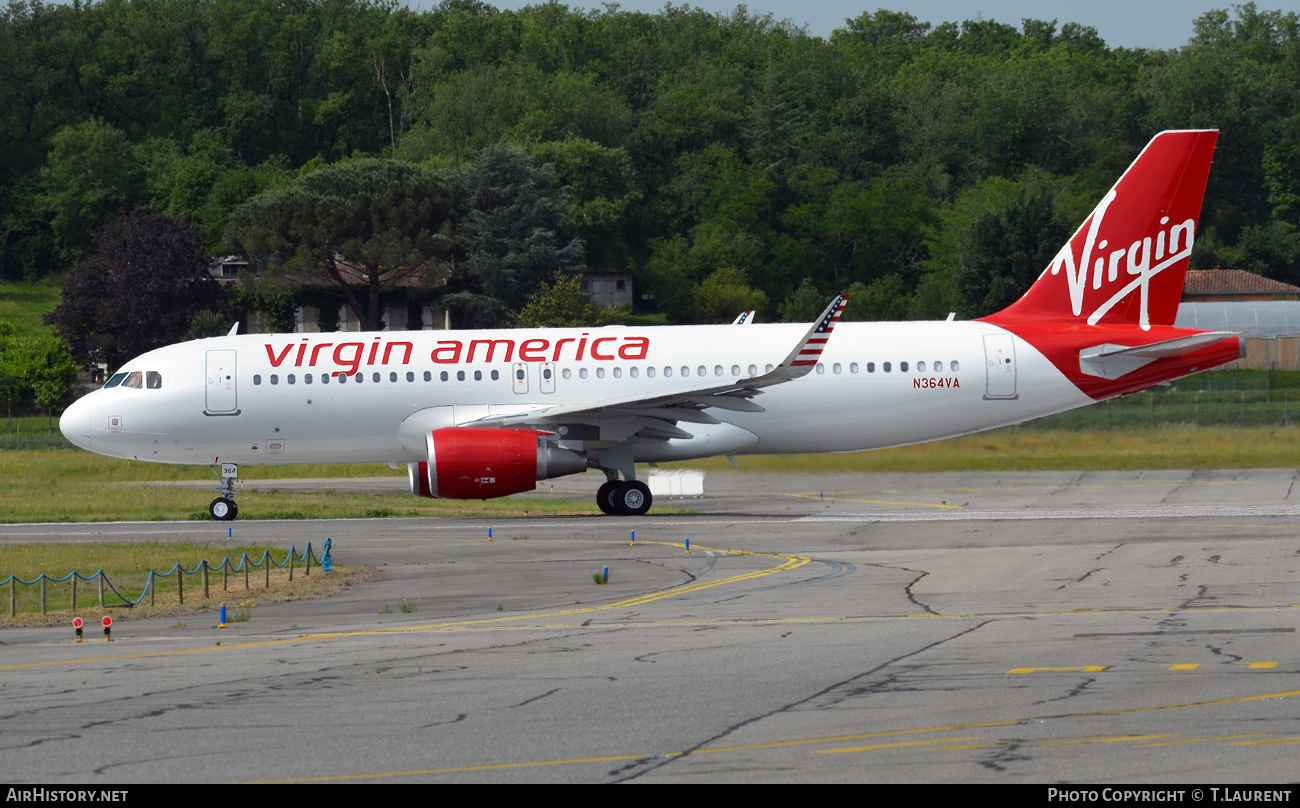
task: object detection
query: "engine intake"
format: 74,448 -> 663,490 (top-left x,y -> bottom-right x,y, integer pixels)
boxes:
407,427 -> 587,499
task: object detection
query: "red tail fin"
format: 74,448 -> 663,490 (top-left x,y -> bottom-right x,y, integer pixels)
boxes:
986,130 -> 1218,331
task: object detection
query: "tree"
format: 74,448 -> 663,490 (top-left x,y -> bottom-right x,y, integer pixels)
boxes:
956,188 -> 1068,317
44,212 -> 223,370
39,119 -> 143,265
0,335 -> 78,431
509,272 -> 626,328
442,145 -> 585,328
225,159 -> 453,331
689,267 -> 768,324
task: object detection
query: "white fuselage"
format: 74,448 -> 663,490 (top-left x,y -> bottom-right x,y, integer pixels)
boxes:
60,320 -> 1091,469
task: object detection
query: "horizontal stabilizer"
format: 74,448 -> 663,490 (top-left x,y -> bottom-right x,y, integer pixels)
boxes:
1079,332 -> 1237,379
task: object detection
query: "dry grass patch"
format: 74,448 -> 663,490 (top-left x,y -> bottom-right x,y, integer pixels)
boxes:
0,541 -> 377,627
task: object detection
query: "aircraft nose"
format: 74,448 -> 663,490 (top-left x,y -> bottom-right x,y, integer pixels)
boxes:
60,394 -> 92,450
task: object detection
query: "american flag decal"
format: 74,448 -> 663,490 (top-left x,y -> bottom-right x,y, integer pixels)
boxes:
791,294 -> 848,367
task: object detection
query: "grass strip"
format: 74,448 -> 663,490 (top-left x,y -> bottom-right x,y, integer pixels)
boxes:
0,541 -> 377,626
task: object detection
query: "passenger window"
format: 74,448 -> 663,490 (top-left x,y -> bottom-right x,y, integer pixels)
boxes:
103,373 -> 127,389
354,373 -> 363,384
765,364 -> 774,373
850,363 -> 858,373
596,367 -> 605,379
253,374 -> 262,385
833,363 -> 841,374
441,371 -> 449,381
146,371 -> 162,389
305,374 -> 313,385
629,367 -> 638,378
867,362 -> 875,373
816,363 -> 824,374
730,365 -> 740,376
917,361 -> 926,372
474,370 -> 482,381
560,368 -> 569,380
515,368 -> 525,381
321,373 -> 329,384
883,362 -> 891,372
288,374 -> 296,384
714,365 -> 722,376
390,372 -> 398,382
424,371 -> 432,382
901,362 -> 909,372
406,372 -> 415,382
951,361 -> 960,372
337,374 -> 346,384
681,367 -> 689,377
664,367 -> 672,378
698,366 -> 707,377
457,371 -> 465,381
612,367 -> 621,378
580,368 -> 588,379
373,372 -> 380,383
933,360 -> 942,373
647,367 -> 655,378
270,374 -> 279,385
492,370 -> 501,381
748,364 -> 757,376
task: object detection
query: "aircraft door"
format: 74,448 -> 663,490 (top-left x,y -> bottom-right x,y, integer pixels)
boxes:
512,362 -> 529,394
982,334 -> 1018,400
205,349 -> 239,414
540,362 -> 556,394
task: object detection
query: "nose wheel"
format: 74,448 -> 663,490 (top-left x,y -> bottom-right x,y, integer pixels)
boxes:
596,480 -> 652,516
209,497 -> 238,521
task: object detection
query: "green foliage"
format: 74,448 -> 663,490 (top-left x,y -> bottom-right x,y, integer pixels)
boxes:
0,335 -> 78,424
441,144 -> 584,327
956,187 -> 1069,317
509,272 -> 625,328
226,158 -> 452,331
39,119 -> 143,265
689,267 -> 768,324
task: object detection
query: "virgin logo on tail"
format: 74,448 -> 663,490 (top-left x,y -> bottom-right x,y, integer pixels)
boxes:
991,130 -> 1218,330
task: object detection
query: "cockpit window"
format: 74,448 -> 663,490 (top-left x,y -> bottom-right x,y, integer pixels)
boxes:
146,371 -> 162,389
121,371 -> 143,389
103,373 -> 127,389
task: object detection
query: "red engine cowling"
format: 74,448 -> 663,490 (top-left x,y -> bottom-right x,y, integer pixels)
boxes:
407,427 -> 587,499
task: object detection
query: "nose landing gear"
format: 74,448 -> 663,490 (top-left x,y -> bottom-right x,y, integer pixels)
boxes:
209,463 -> 240,521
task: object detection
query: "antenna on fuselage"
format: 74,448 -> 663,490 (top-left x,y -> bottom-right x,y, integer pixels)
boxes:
226,322 -> 240,337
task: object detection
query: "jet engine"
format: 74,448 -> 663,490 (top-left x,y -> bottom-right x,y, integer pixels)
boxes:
407,427 -> 587,499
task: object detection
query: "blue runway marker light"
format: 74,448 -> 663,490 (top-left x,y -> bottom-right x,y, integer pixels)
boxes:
219,603 -> 228,628
820,492 -> 824,500
227,527 -> 232,538
685,538 -> 690,554
488,527 -> 493,542
630,530 -> 635,546
602,566 -> 609,583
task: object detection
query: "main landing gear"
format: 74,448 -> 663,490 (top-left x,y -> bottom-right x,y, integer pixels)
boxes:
209,464 -> 239,521
596,479 -> 652,516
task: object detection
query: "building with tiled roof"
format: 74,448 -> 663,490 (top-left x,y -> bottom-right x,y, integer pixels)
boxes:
1182,269 -> 1300,301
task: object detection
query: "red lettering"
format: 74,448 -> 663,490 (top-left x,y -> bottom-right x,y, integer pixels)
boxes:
618,336 -> 649,360
310,342 -> 334,365
552,337 -> 575,361
519,339 -> 549,362
294,340 -> 308,366
576,334 -> 588,360
954,378 -> 959,388
914,378 -> 922,389
367,337 -> 381,364
383,341 -> 413,364
468,339 -> 515,363
265,344 -> 293,367
591,337 -> 616,360
431,340 -> 462,364
333,342 -> 363,375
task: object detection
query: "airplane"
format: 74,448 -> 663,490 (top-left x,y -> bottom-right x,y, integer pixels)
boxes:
60,130 -> 1242,520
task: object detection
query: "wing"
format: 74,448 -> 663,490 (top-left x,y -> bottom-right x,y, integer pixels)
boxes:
462,294 -> 849,442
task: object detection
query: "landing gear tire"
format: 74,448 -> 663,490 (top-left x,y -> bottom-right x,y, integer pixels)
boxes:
612,481 -> 652,516
209,497 -> 238,521
596,481 -> 621,515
